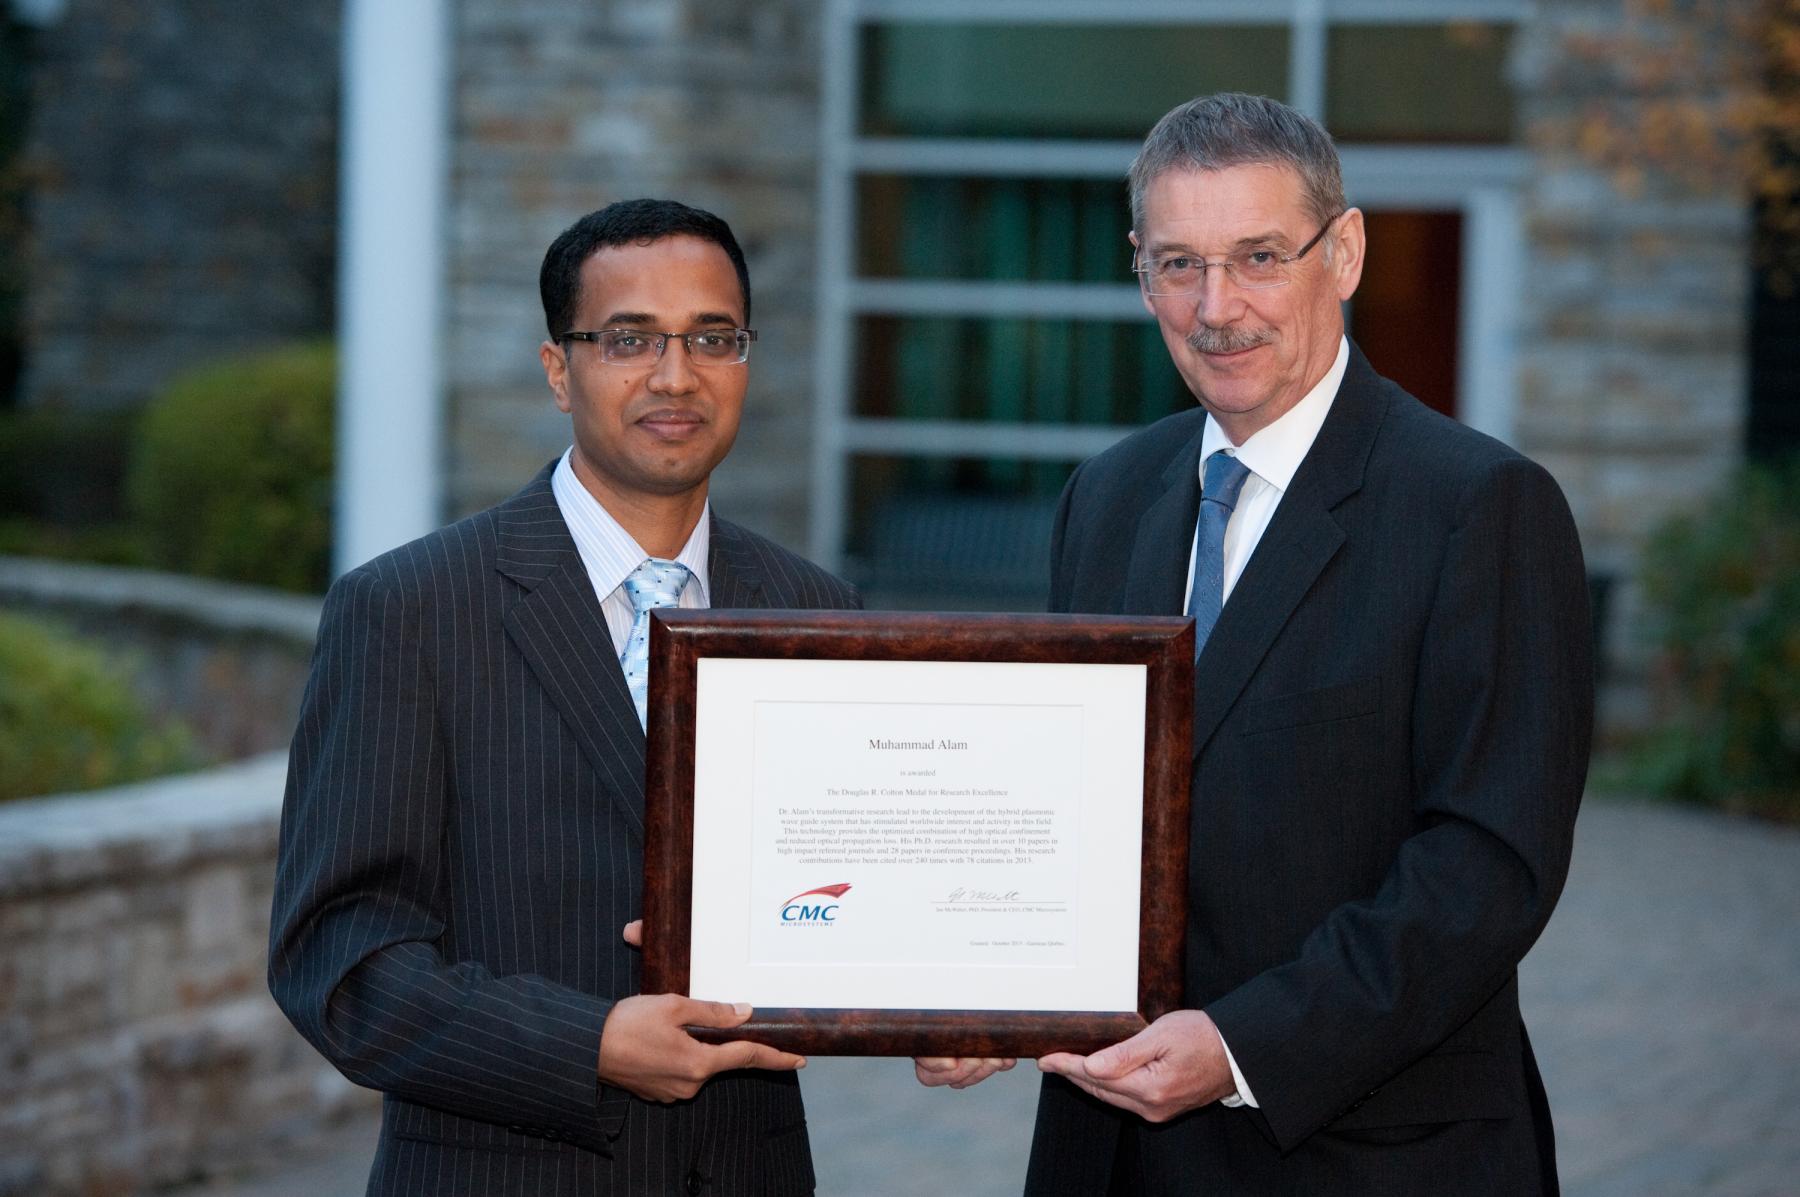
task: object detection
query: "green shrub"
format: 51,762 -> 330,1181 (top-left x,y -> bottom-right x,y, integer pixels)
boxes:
126,342 -> 334,593
0,612 -> 201,801
1631,458 -> 1800,821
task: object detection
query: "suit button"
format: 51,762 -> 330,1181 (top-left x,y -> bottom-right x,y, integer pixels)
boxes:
685,1169 -> 705,1194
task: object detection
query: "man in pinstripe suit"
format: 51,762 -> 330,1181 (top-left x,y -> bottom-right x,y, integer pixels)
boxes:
271,199 -> 859,1195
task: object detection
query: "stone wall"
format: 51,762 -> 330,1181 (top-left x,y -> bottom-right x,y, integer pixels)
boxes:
0,557 -> 321,761
445,0 -> 824,547
0,756 -> 371,1197
17,0 -> 339,413
1511,2 -> 1750,735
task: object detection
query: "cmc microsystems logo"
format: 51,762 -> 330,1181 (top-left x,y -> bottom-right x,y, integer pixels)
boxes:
780,883 -> 851,924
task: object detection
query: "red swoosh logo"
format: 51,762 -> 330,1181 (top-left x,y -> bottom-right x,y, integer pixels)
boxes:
783,882 -> 852,905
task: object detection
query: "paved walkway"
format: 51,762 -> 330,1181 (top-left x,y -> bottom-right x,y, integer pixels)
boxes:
180,797 -> 1800,1196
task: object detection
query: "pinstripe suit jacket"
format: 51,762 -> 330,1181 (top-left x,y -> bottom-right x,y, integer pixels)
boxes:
270,463 -> 860,1196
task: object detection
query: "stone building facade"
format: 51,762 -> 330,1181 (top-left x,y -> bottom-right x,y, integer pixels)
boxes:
16,0 -> 338,413
12,0 -> 1768,731
436,0 -> 1758,733
1512,1 -> 1751,725
444,0 -> 823,542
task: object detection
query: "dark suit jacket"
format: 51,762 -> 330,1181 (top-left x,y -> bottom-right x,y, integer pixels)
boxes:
1026,345 -> 1592,1196
269,464 -> 859,1196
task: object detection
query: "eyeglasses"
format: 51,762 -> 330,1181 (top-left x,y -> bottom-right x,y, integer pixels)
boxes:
1132,213 -> 1342,295
560,327 -> 756,365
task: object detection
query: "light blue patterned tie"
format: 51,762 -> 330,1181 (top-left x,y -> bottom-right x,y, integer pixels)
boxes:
620,558 -> 691,729
1188,453 -> 1252,659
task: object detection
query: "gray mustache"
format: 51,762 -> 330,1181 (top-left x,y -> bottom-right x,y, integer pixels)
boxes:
1186,326 -> 1270,354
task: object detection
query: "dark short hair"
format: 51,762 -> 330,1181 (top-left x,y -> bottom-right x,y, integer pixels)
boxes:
538,198 -> 751,339
1129,93 -> 1344,231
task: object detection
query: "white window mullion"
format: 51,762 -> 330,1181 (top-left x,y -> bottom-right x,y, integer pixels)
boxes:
1341,145 -> 1529,206
1458,188 -> 1521,446
850,280 -> 1145,321
848,0 -> 1534,28
851,0 -> 1278,24
1324,0 -> 1532,22
843,418 -> 1135,462
853,138 -> 1137,179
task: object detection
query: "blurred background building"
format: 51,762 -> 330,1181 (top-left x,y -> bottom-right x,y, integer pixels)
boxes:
2,3 -> 1797,1194
5,0 -> 1794,734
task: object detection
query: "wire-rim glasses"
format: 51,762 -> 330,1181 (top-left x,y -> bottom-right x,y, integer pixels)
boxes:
1132,213 -> 1343,295
561,327 -> 757,365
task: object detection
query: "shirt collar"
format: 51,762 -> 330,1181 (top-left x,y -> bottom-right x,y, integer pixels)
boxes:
550,448 -> 711,603
1199,336 -> 1349,494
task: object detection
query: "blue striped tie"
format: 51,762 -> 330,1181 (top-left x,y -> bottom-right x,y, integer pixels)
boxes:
1188,453 -> 1252,658
620,558 -> 691,729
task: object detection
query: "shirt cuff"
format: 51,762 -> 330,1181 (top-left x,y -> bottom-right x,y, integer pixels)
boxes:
1215,1028 -> 1260,1109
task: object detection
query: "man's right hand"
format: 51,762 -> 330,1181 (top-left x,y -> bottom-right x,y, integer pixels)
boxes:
914,1056 -> 1016,1089
598,994 -> 806,1103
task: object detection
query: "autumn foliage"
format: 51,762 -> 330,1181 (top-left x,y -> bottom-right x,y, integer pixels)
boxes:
1538,0 -> 1800,289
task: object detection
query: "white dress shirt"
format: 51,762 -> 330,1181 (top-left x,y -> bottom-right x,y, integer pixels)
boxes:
1184,337 -> 1348,609
1183,336 -> 1349,1109
550,448 -> 712,653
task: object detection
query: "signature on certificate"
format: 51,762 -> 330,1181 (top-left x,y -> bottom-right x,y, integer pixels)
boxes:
945,887 -> 1023,903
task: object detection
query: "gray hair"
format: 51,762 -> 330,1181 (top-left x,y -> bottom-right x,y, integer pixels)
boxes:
1128,93 -> 1345,231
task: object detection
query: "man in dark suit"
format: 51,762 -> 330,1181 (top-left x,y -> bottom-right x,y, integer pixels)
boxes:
1009,94 -> 1592,1193
270,199 -> 857,1195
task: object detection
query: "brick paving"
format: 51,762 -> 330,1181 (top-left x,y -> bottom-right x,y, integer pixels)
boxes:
181,797 -> 1800,1196
1517,800 -> 1800,1197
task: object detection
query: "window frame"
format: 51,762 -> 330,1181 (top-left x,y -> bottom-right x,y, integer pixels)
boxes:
811,0 -> 1534,567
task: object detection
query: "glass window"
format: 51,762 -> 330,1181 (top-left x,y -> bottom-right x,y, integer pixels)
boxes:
853,316 -> 1186,428
824,12 -> 1521,584
1327,23 -> 1514,143
845,453 -> 1074,610
858,176 -> 1131,283
861,24 -> 1289,140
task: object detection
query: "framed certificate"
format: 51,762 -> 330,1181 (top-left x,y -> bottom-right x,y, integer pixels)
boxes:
641,610 -> 1193,1057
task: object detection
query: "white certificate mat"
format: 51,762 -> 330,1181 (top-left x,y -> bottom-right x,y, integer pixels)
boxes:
688,657 -> 1145,1012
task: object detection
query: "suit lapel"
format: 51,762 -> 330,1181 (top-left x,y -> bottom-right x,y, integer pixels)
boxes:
495,466 -> 651,838
1191,346 -> 1387,757
707,515 -> 769,610
1123,419 -> 1207,617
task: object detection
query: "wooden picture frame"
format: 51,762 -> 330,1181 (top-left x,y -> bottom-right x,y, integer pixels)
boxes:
641,610 -> 1192,1057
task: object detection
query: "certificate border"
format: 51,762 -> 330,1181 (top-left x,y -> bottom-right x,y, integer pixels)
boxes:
641,610 -> 1193,1057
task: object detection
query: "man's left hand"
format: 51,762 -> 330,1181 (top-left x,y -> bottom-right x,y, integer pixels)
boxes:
1037,1009 -> 1236,1123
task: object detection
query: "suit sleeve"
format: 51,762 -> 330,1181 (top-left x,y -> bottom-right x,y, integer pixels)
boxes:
268,564 -> 626,1152
1204,455 -> 1594,1149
